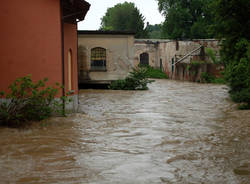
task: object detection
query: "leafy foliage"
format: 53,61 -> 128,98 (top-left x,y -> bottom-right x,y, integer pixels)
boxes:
146,24 -> 162,39
109,67 -> 154,90
100,2 -> 148,38
225,54 -> 250,104
205,48 -> 220,64
139,65 -> 168,79
0,75 -> 68,127
201,72 -> 225,84
157,0 -> 215,39
213,0 -> 250,108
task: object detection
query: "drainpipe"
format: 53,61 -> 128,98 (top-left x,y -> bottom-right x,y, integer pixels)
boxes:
76,22 -> 79,91
60,0 -> 65,114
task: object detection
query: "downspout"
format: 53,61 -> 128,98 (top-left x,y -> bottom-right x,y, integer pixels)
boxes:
60,0 -> 65,113
76,24 -> 79,91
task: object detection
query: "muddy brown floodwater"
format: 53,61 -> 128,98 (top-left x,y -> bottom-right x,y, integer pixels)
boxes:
0,79 -> 250,184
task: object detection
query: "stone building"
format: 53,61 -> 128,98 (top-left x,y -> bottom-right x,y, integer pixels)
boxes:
0,0 -> 90,111
78,31 -> 135,84
78,36 -> 220,84
134,39 -> 221,81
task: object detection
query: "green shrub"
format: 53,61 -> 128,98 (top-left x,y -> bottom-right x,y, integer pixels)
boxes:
205,48 -> 220,64
139,65 -> 168,79
212,0 -> 250,109
238,103 -> 250,110
201,72 -> 225,84
224,40 -> 250,108
0,75 -> 68,127
190,60 -> 203,67
201,72 -> 214,83
109,67 -> 154,90
226,56 -> 250,107
211,77 -> 226,84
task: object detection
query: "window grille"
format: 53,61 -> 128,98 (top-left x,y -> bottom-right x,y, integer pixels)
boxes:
91,47 -> 106,71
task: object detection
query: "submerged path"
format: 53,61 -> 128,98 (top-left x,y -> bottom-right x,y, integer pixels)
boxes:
0,79 -> 249,184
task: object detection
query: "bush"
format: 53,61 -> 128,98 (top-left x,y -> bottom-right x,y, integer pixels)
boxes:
201,72 -> 225,84
226,56 -> 250,107
212,77 -> 226,84
109,67 -> 154,90
201,72 -> 214,83
205,48 -> 220,64
223,39 -> 250,109
139,65 -> 168,79
212,0 -> 250,109
0,75 -> 67,127
238,103 -> 250,110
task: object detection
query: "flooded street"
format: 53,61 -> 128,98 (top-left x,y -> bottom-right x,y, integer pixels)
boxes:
0,79 -> 249,184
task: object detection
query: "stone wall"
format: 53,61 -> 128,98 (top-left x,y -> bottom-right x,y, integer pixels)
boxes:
78,36 -> 221,84
134,39 -> 220,80
134,40 -> 159,67
173,63 -> 224,82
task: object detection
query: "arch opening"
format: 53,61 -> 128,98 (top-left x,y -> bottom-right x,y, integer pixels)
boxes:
139,52 -> 149,66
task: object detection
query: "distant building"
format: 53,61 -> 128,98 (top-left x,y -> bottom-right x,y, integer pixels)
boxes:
78,31 -> 135,84
134,39 -> 221,81
0,0 -> 90,111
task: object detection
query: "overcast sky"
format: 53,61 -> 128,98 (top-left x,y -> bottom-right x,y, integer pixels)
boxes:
77,0 -> 165,30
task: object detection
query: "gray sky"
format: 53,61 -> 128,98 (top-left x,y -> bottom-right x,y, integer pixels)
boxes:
78,0 -> 165,30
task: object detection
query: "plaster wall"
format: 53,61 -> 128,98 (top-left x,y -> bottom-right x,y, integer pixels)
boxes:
63,23 -> 78,95
134,42 -> 158,67
158,41 -> 176,76
0,0 -> 63,94
78,34 -> 134,83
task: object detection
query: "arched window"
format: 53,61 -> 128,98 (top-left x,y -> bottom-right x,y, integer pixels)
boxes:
140,52 -> 149,65
176,40 -> 179,51
91,47 -> 106,71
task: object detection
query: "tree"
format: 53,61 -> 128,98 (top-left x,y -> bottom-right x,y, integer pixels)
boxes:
100,2 -> 148,38
157,0 -> 215,39
213,0 -> 250,109
146,24 -> 162,39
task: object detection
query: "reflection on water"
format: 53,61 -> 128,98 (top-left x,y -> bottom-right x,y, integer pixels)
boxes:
0,80 -> 249,184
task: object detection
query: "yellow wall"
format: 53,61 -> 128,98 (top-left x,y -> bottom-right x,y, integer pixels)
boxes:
78,34 -> 134,83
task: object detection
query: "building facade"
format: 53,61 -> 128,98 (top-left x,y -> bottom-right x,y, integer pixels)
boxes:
78,31 -> 135,84
0,0 -> 90,111
134,39 -> 221,81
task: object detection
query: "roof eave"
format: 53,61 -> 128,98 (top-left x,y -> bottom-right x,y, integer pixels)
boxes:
63,0 -> 90,24
78,30 -> 136,35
